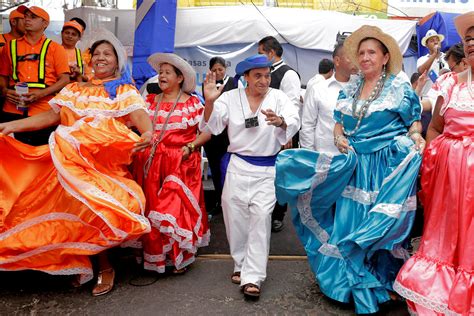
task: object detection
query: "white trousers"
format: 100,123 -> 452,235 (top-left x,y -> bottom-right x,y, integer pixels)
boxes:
221,167 -> 276,287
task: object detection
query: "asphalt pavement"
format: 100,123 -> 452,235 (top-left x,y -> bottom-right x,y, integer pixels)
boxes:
0,180 -> 410,315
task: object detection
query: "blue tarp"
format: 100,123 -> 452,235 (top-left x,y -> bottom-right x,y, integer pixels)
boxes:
132,0 -> 177,89
417,11 -> 461,58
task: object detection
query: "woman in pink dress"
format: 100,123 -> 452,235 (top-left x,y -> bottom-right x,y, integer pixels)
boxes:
133,53 -> 211,274
394,11 -> 474,315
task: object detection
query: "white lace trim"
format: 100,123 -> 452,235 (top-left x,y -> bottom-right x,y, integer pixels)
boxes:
382,145 -> 419,186
54,119 -> 146,216
318,243 -> 343,259
54,100 -> 145,119
0,266 -> 93,284
144,252 -> 166,263
296,154 -> 333,245
153,122 -> 192,131
146,101 -> 203,116
143,262 -> 165,273
55,86 -> 141,105
341,186 -> 379,205
120,239 -> 143,249
337,75 -> 408,118
0,242 -> 107,265
393,281 -> 461,316
444,102 -> 474,113
50,121 -> 150,239
0,212 -> 109,243
369,195 -> 416,219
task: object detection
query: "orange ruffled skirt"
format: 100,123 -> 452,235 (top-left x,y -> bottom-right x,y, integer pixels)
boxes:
0,117 -> 150,283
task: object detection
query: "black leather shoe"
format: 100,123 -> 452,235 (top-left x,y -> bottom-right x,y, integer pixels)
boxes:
271,220 -> 284,232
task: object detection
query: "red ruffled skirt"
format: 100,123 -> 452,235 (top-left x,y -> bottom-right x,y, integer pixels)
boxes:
395,122 -> 474,315
133,143 -> 209,272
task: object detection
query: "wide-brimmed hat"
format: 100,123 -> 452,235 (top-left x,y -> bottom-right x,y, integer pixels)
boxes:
147,53 -> 196,94
421,29 -> 445,47
235,54 -> 273,76
344,25 -> 402,75
454,11 -> 474,38
62,21 -> 83,36
17,5 -> 49,23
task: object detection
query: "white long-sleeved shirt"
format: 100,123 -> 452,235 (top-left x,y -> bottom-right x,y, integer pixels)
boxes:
300,75 -> 348,155
200,88 -> 300,156
273,61 -> 302,111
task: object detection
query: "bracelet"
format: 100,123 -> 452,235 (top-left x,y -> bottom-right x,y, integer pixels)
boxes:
407,130 -> 422,137
334,134 -> 346,146
186,142 -> 196,152
276,115 -> 285,128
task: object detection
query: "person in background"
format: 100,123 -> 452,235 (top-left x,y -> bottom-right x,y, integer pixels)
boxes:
275,25 -> 424,314
445,42 -> 468,73
306,58 -> 334,90
417,29 -> 450,97
395,12 -> 474,315
61,20 -> 89,82
0,9 -> 25,51
0,29 -> 153,297
300,42 -> 357,153
258,36 -> 301,232
0,9 -> 25,119
133,53 -> 211,275
202,56 -> 241,218
201,54 -> 300,298
0,5 -> 69,145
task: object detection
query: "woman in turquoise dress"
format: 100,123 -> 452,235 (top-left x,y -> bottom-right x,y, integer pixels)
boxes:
275,26 -> 425,314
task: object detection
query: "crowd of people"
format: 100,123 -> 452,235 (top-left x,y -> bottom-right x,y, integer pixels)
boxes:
0,4 -> 472,315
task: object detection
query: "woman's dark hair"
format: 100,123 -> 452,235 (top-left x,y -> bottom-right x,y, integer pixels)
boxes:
445,43 -> 464,64
70,17 -> 87,31
359,37 -> 389,55
209,57 -> 226,70
90,40 -> 118,62
410,72 -> 420,85
258,36 -> 283,57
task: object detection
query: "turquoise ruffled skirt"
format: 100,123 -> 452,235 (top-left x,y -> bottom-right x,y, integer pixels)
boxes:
275,136 -> 421,314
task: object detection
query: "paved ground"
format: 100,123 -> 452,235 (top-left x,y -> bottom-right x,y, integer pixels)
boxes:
0,181 -> 410,315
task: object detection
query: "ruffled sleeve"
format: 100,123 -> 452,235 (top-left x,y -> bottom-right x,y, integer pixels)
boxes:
49,83 -> 146,118
183,95 -> 204,126
431,72 -> 457,115
334,90 -> 347,124
396,81 -> 422,127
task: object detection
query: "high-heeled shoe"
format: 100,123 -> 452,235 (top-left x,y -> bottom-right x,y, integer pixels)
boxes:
92,268 -> 115,296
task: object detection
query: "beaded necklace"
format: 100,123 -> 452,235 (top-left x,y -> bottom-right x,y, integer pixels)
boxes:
343,70 -> 387,136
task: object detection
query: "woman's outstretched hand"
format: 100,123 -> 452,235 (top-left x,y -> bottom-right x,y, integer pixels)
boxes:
203,71 -> 224,103
133,131 -> 152,152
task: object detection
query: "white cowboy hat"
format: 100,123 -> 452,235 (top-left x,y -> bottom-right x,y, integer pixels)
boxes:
421,29 -> 445,47
147,53 -> 196,94
454,11 -> 474,38
344,25 -> 403,75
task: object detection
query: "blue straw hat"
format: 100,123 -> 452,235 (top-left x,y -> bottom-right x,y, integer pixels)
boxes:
235,54 -> 273,76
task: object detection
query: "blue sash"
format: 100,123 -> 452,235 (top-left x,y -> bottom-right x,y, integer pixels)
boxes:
220,152 -> 277,186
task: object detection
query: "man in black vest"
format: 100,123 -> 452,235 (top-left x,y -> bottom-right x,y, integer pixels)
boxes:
258,36 -> 301,232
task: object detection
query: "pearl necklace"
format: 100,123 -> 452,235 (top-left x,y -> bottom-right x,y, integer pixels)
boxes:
343,70 -> 387,136
468,66 -> 474,99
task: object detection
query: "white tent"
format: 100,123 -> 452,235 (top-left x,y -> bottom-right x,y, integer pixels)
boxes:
175,6 -> 416,54
64,6 -> 418,86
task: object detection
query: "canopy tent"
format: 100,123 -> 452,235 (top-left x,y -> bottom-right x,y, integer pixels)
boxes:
417,11 -> 461,57
175,6 -> 416,53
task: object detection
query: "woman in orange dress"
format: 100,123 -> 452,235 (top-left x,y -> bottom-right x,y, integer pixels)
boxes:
133,53 -> 211,274
0,30 -> 152,296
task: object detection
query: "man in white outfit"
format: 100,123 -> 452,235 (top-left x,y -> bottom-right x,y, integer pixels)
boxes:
300,43 -> 357,154
416,29 -> 450,97
200,54 -> 300,298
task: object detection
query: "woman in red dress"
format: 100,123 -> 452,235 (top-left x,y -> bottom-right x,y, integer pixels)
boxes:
133,53 -> 211,274
394,12 -> 474,315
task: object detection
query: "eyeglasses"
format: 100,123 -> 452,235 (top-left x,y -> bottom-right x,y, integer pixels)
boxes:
449,61 -> 461,72
463,37 -> 474,44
